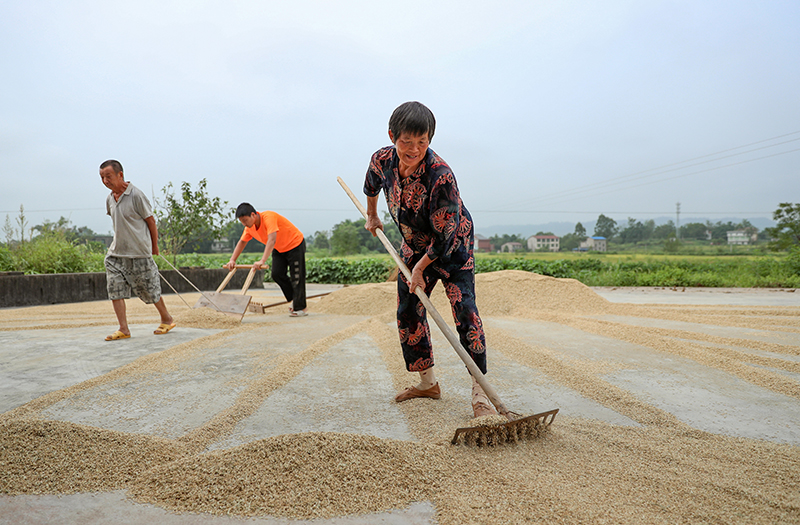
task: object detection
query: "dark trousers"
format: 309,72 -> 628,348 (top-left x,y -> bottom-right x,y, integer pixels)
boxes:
271,239 -> 307,311
396,264 -> 487,374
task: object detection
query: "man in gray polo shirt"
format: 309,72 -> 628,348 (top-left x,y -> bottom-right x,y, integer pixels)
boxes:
100,159 -> 175,341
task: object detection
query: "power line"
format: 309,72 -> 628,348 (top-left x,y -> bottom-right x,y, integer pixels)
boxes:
502,144 -> 800,212
0,207 -> 355,214
0,207 -> 102,213
551,138 -> 800,203
503,130 -> 800,210
471,209 -> 773,215
564,146 -> 800,204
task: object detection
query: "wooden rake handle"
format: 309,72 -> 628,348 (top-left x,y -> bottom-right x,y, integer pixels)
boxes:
217,265 -> 259,294
337,177 -> 513,419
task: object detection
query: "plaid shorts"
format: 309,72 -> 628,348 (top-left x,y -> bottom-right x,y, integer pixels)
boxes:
105,255 -> 161,304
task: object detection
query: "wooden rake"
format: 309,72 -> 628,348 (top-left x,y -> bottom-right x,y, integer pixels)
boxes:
337,177 -> 558,446
191,264 -> 257,320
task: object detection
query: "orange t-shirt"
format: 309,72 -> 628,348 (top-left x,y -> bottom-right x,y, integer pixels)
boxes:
240,211 -> 304,253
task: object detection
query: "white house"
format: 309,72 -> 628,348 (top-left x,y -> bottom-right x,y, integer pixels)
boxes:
211,237 -> 230,253
726,230 -> 755,245
527,235 -> 560,252
579,236 -> 607,252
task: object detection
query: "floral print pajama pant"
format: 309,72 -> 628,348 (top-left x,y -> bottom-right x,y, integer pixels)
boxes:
396,265 -> 487,375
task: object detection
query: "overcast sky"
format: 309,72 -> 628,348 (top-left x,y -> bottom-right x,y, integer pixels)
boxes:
2,1 -> 799,239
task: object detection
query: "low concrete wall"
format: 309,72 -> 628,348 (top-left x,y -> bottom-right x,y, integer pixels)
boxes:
0,268 -> 264,308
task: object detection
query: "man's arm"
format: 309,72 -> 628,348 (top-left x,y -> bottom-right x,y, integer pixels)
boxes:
255,232 -> 277,271
364,195 -> 384,236
223,239 -> 249,270
144,216 -> 160,256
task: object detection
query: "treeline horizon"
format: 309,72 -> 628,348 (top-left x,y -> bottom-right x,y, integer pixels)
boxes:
0,210 -> 774,256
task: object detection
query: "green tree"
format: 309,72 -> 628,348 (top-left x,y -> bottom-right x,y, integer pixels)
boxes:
619,217 -> 646,244
33,216 -> 72,237
560,222 -> 588,251
311,230 -> 331,252
653,220 -> 677,240
154,179 -> 231,264
594,214 -> 617,240
680,222 -> 709,241
663,237 -> 680,253
766,202 -> 800,250
559,232 -> 581,251
642,219 -> 655,241
709,221 -> 737,241
330,219 -> 362,255
32,217 -> 102,250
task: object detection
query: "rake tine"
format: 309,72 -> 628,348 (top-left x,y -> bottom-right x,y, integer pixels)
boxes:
451,409 -> 560,446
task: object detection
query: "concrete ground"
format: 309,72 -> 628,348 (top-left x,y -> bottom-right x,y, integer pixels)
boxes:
1,284 -> 799,524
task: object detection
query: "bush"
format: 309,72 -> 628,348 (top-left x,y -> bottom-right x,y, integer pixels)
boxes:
306,258 -> 395,284
12,232 -> 96,274
786,247 -> 800,275
0,247 -> 14,271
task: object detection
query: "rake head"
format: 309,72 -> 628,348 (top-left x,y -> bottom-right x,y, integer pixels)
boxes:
451,408 -> 559,446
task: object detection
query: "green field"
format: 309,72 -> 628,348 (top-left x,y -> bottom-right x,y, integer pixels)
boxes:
149,250 -> 799,288
2,240 -> 798,288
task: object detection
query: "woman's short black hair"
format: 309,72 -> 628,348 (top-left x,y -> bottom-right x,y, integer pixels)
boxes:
235,202 -> 257,218
388,101 -> 436,141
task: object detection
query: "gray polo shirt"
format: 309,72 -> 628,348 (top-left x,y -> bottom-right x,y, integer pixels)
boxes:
106,182 -> 155,258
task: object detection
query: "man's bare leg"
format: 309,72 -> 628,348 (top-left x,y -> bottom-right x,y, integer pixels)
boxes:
111,299 -> 130,336
153,298 -> 174,326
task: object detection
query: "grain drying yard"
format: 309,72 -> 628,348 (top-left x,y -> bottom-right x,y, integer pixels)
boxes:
1,270 -> 799,524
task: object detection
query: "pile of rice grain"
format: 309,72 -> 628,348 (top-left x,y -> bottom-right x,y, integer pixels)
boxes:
475,270 -> 610,316
129,432 -> 449,519
0,420 -> 189,495
173,307 -> 242,329
314,282 -> 397,315
314,270 -> 610,318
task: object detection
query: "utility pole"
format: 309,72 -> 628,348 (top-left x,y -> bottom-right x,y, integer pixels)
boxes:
676,202 -> 681,240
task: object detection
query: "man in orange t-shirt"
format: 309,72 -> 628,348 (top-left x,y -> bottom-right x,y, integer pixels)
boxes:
224,203 -> 307,316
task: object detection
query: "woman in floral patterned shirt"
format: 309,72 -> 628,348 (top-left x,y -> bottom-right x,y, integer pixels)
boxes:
363,101 -> 496,418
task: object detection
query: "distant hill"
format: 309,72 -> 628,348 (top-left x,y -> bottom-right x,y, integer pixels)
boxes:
477,217 -> 776,238
477,221 -> 576,237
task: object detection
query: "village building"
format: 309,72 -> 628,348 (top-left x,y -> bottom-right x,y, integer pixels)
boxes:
500,241 -> 524,253
578,236 -> 607,252
726,230 -> 756,245
527,234 -> 560,252
211,237 -> 230,252
475,234 -> 494,252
